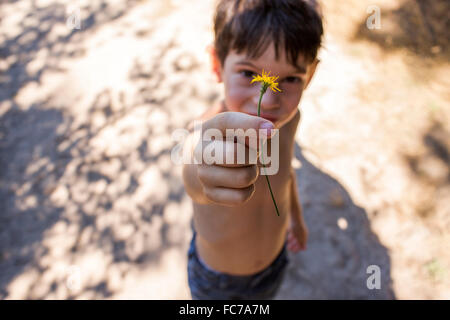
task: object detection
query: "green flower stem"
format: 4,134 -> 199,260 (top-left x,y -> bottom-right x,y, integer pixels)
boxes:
257,88 -> 280,217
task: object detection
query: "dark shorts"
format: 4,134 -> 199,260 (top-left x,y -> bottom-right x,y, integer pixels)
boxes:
187,231 -> 289,300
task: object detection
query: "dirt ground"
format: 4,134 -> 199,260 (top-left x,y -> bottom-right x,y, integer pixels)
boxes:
0,0 -> 449,299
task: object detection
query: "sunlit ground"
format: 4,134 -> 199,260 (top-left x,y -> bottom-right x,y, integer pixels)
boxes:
0,0 -> 449,299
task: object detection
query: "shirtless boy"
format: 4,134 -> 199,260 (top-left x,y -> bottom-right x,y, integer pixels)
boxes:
182,0 -> 323,299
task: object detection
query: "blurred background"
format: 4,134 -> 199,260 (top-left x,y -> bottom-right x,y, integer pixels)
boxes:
0,0 -> 448,299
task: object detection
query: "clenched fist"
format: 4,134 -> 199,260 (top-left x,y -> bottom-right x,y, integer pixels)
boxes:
192,111 -> 275,207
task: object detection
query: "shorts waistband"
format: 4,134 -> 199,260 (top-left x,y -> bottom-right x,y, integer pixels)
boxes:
188,230 -> 288,280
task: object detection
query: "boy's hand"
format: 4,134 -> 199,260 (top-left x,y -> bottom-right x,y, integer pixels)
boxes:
287,216 -> 308,253
287,191 -> 308,253
194,112 -> 274,207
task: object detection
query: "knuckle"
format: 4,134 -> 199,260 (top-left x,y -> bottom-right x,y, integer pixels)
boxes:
234,193 -> 247,204
250,164 -> 259,180
197,165 -> 212,185
236,166 -> 257,187
196,165 -> 207,181
223,141 -> 235,163
235,185 -> 254,204
202,186 -> 216,202
193,143 -> 203,163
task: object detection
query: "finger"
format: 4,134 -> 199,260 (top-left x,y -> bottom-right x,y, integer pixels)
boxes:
288,245 -> 300,253
199,139 -> 261,168
202,112 -> 275,149
203,185 -> 255,206
287,238 -> 299,249
288,237 -> 299,246
197,164 -> 258,188
288,234 -> 297,244
288,244 -> 300,253
216,139 -> 260,168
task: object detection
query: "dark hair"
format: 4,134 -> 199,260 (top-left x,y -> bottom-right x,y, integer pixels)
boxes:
213,0 -> 323,68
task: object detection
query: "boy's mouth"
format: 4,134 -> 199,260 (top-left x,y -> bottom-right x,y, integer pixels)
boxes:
246,112 -> 278,123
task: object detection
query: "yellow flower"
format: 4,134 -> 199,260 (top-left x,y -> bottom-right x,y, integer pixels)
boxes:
251,69 -> 282,93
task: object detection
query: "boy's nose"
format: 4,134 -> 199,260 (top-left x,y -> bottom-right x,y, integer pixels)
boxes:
257,89 -> 280,111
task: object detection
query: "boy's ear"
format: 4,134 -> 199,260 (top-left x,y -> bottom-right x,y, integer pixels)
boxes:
303,58 -> 320,90
206,44 -> 223,83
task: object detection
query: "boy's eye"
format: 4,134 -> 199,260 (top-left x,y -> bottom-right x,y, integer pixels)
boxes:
240,70 -> 256,78
284,76 -> 302,84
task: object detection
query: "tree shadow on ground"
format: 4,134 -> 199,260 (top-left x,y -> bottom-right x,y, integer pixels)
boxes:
353,0 -> 449,63
0,86 -> 191,299
402,118 -> 450,221
0,0 -> 219,293
0,0 -> 159,299
0,100 -> 69,298
0,32 -> 201,300
276,143 -> 395,299
0,0 -> 141,103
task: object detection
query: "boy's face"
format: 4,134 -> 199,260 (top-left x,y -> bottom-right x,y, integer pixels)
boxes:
210,42 -> 319,129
